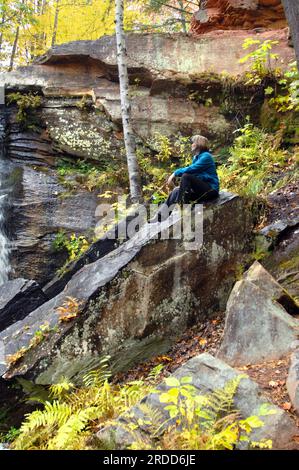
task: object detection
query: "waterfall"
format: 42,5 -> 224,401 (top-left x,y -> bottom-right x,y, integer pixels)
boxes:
0,107 -> 11,285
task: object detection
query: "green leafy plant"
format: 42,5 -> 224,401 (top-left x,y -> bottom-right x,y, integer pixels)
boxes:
239,38 -> 280,85
265,61 -> 299,113
218,120 -> 296,197
11,359 -> 163,450
0,427 -> 21,444
75,95 -> 92,111
9,366 -> 276,451
52,231 -> 90,274
7,92 -> 42,130
56,158 -> 128,195
128,375 -> 275,450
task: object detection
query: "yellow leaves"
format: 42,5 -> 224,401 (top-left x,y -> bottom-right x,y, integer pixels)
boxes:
56,296 -> 83,323
156,355 -> 172,363
269,380 -> 279,388
6,321 -> 53,367
6,347 -> 28,367
251,439 -> 273,449
199,338 -> 207,347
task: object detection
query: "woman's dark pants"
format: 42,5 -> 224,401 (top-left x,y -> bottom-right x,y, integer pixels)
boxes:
153,173 -> 219,222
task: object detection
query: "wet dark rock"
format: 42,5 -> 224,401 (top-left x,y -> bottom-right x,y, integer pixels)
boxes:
0,278 -> 48,332
7,163 -> 99,285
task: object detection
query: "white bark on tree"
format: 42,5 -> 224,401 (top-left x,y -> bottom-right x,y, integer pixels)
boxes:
115,0 -> 142,203
51,0 -> 60,47
281,0 -> 299,66
0,10 -> 5,54
8,26 -> 20,71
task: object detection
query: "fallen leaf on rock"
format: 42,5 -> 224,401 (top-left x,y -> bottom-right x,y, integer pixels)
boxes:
269,380 -> 279,388
282,402 -> 292,411
157,356 -> 172,362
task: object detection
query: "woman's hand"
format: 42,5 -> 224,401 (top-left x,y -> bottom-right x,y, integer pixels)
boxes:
166,173 -> 175,188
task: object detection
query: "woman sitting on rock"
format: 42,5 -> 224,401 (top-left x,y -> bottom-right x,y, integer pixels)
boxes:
151,135 -> 220,222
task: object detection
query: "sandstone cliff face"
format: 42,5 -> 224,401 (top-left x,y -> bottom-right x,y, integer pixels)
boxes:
0,31 -> 294,284
190,0 -> 286,35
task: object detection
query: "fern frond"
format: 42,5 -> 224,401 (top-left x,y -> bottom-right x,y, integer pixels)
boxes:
136,402 -> 166,438
82,356 -> 112,388
200,375 -> 245,426
47,406 -> 100,450
49,379 -> 75,399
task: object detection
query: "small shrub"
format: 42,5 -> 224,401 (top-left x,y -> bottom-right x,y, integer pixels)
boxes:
123,375 -> 275,451
266,61 -> 299,113
218,120 -> 295,197
7,92 -> 42,130
239,38 -> 280,85
52,231 -> 90,274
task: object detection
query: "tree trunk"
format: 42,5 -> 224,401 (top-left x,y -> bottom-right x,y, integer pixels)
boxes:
281,0 -> 299,66
8,26 -> 20,71
115,0 -> 142,203
51,0 -> 60,47
0,11 -> 5,54
177,0 -> 187,33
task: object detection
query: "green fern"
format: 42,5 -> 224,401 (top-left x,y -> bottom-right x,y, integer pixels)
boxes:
11,358 -> 161,450
47,406 -> 99,450
50,379 -> 75,399
13,401 -> 73,450
82,356 -> 111,387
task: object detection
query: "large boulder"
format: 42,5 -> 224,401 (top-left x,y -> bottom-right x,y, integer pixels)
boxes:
0,278 -> 48,332
218,262 -> 299,366
97,353 -> 297,450
261,181 -> 299,302
0,192 -> 254,384
287,349 -> 299,415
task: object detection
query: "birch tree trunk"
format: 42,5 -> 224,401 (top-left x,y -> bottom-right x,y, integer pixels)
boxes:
51,0 -> 60,47
115,0 -> 142,203
0,11 -> 5,55
8,26 -> 20,71
177,0 -> 187,33
281,0 -> 299,66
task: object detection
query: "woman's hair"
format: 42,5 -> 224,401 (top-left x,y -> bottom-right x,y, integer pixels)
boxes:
191,135 -> 209,153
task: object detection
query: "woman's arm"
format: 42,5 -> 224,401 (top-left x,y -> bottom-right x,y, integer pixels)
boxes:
174,153 -> 212,177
